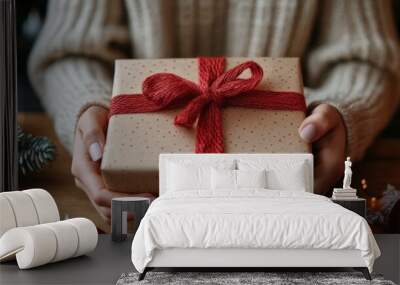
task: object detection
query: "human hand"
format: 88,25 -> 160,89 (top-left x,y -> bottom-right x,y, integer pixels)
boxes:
298,104 -> 346,195
71,106 -> 154,223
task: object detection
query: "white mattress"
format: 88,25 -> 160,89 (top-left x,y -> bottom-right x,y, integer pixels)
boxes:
131,190 -> 380,273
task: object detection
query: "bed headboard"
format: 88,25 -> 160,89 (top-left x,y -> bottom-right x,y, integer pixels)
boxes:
159,153 -> 313,195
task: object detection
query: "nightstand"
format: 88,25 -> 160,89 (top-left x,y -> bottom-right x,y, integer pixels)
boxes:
331,198 -> 366,218
111,197 -> 151,242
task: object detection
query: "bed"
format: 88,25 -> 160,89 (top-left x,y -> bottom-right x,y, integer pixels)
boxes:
131,153 -> 380,280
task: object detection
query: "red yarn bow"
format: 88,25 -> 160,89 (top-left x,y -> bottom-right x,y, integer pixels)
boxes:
109,57 -> 306,153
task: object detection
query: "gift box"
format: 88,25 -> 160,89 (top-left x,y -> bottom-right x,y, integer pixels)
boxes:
101,57 -> 310,194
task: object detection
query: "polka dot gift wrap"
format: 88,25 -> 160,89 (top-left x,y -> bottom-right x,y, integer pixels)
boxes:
101,57 -> 310,195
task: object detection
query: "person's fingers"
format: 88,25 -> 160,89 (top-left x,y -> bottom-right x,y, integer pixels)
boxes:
71,132 -> 105,191
73,132 -> 154,207
77,106 -> 108,162
100,207 -> 111,224
93,205 -> 111,224
71,130 -> 112,222
72,111 -> 155,222
74,177 -> 84,190
75,178 -> 142,223
314,148 -> 344,195
298,104 -> 343,143
313,123 -> 346,195
89,189 -> 155,208
75,176 -> 148,223
74,177 -> 111,223
94,188 -> 155,208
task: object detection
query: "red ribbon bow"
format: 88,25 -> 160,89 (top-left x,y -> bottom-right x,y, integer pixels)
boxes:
109,57 -> 306,153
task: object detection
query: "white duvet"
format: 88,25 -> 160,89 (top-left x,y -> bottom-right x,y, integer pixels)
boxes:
131,190 -> 380,273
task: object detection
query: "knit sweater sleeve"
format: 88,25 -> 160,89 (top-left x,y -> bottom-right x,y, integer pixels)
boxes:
28,0 -> 130,153
304,0 -> 400,161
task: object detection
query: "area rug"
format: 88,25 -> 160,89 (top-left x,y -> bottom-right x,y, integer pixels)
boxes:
117,271 -> 395,285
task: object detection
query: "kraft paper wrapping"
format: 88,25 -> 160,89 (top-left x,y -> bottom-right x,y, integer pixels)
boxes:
101,58 -> 310,194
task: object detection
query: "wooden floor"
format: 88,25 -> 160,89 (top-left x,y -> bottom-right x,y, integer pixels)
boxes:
18,112 -> 400,233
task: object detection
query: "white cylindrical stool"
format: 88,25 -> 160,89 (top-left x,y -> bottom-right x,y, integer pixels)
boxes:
0,196 -> 17,237
0,189 -> 60,238
0,218 -> 98,269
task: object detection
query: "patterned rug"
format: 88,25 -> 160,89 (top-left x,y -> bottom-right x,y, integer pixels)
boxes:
117,271 -> 395,285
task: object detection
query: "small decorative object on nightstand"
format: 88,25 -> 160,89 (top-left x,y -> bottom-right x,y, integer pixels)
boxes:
331,157 -> 366,217
111,197 -> 151,242
332,157 -> 358,200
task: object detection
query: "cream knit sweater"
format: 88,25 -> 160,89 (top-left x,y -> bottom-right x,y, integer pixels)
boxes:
29,0 -> 399,160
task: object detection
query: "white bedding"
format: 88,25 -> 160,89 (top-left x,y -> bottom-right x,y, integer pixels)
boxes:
131,190 -> 380,273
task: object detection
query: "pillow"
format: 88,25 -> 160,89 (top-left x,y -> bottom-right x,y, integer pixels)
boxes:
237,159 -> 308,191
211,168 -> 236,190
167,162 -> 209,191
211,168 -> 267,190
236,169 -> 266,189
166,159 -> 235,192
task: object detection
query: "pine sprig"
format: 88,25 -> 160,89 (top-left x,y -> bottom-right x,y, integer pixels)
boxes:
18,125 -> 56,175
